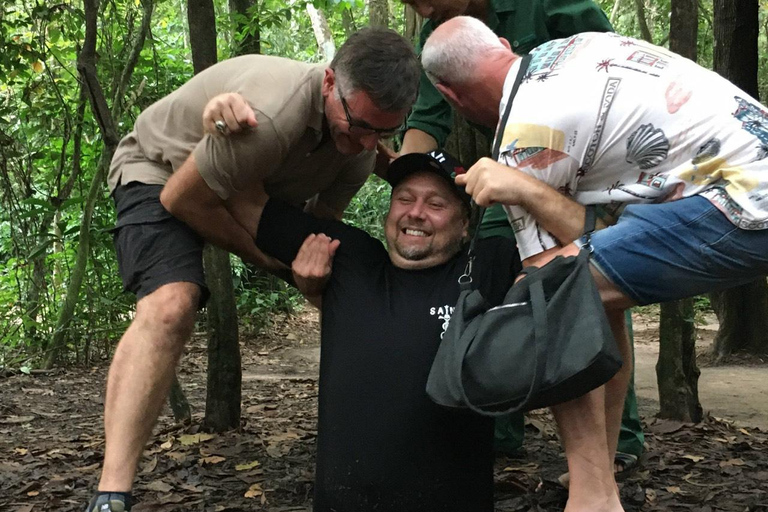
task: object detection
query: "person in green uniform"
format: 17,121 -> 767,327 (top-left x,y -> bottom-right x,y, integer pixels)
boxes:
397,0 -> 643,476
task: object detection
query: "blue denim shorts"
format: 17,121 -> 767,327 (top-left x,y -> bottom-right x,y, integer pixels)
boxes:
578,195 -> 768,305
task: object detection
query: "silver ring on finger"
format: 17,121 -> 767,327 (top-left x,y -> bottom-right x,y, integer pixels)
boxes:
215,120 -> 227,134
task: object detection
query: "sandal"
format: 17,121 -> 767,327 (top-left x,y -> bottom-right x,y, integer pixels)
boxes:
614,451 -> 639,481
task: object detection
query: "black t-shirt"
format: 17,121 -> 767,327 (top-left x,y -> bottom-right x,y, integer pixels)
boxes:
256,199 -> 521,512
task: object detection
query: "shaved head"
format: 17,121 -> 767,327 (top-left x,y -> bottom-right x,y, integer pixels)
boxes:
422,15 -> 517,127
422,16 -> 507,86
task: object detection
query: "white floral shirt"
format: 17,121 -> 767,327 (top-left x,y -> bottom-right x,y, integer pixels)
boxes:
497,32 -> 768,260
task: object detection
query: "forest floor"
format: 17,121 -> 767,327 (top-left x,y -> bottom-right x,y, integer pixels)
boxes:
2,307 -> 768,512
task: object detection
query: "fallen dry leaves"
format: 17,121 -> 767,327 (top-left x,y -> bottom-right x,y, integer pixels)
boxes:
1,310 -> 766,511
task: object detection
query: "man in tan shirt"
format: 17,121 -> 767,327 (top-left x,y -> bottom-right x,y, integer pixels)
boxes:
88,27 -> 420,512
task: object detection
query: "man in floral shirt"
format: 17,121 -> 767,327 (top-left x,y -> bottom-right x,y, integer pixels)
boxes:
423,17 -> 768,512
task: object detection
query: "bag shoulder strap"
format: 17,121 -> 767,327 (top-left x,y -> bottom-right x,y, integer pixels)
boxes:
491,54 -> 532,161
461,54 -> 532,289
583,205 -> 597,234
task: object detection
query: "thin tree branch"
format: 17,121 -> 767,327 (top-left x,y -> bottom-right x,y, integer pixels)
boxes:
59,85 -> 88,202
610,0 -> 623,24
77,0 -> 120,150
112,0 -> 155,116
633,0 -> 654,43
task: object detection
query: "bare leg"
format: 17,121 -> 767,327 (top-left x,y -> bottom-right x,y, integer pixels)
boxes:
601,308 -> 633,467
587,266 -> 636,468
544,244 -> 636,510
551,389 -> 624,512
98,282 -> 200,492
557,311 -> 636,490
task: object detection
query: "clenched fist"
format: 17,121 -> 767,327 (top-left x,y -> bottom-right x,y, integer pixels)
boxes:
202,92 -> 258,136
455,157 -> 533,207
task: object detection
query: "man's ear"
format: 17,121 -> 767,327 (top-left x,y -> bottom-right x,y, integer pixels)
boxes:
435,82 -> 463,109
499,37 -> 512,51
322,68 -> 335,97
461,216 -> 470,241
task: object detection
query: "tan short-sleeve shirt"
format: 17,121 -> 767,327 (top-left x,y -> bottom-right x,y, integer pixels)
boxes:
108,55 -> 374,211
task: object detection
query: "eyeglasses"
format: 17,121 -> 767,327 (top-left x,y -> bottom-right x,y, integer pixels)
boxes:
337,84 -> 403,140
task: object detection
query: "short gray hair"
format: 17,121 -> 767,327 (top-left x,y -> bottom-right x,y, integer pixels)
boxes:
331,27 -> 421,112
422,16 -> 505,85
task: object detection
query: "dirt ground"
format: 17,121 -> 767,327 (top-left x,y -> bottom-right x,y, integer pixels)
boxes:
632,310 -> 768,427
1,308 -> 767,512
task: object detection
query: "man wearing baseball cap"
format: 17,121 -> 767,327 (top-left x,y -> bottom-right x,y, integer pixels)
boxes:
87,27 -> 422,512
387,149 -> 473,209
249,150 -> 519,511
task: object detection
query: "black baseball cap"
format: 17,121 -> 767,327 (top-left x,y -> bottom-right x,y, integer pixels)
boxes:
387,149 -> 471,208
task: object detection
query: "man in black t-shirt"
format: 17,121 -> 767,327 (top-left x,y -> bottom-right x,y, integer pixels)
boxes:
254,151 -> 521,512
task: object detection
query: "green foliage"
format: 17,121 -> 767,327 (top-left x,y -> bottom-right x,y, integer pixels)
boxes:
343,174 -> 391,242
595,0 -> 763,101
231,257 -> 304,334
2,0 -> 768,370
692,294 -> 714,324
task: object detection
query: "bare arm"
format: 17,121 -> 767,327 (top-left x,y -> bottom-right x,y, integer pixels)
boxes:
160,153 -> 268,266
400,128 -> 438,155
521,245 -> 566,269
515,173 -> 598,245
456,157 -> 590,245
373,142 -> 399,180
373,129 -> 438,180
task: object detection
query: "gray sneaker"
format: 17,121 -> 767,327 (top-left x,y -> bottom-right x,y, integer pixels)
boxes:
85,492 -> 132,512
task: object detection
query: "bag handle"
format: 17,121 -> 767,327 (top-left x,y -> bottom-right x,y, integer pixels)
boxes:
460,54 -> 532,290
457,279 -> 549,416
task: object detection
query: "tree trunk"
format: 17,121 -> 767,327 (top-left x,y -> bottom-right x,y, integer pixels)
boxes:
25,257 -> 46,348
188,0 -> 218,70
45,0 -> 153,367
633,0 -> 653,43
404,5 -> 422,44
670,0 -> 698,61
30,86 -> 88,354
306,4 -> 336,61
189,0 -> 242,431
610,0 -> 623,24
229,0 -> 260,55
168,373 -> 192,423
710,0 -> 768,359
202,246 -> 241,431
656,300 -> 703,421
711,280 -> 768,358
444,117 -> 490,166
341,8 -> 356,38
713,0 -> 759,97
368,0 -> 389,28
655,0 -> 702,422
44,154 -> 109,368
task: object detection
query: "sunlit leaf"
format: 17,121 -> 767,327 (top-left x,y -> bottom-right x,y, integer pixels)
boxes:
48,27 -> 61,43
198,455 -> 226,465
235,460 -> 261,471
244,483 -> 263,498
179,433 -> 215,446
